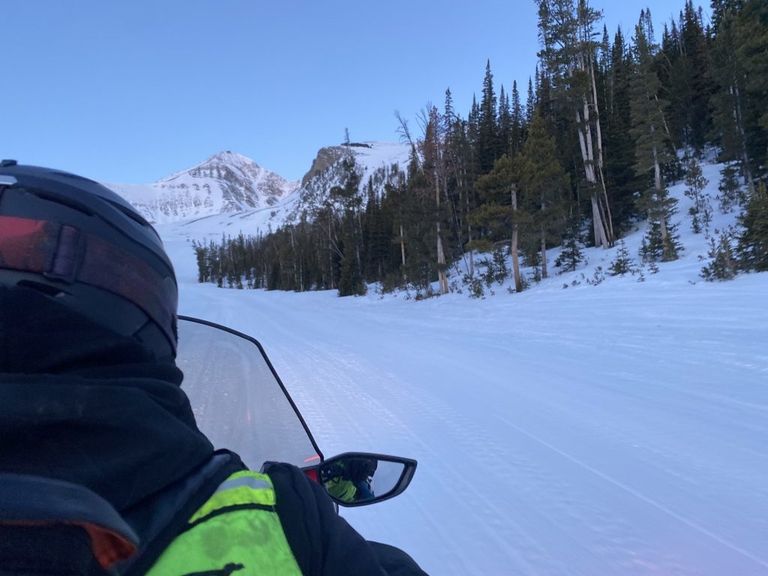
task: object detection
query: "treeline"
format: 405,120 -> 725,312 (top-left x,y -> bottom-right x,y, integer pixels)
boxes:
196,0 -> 768,295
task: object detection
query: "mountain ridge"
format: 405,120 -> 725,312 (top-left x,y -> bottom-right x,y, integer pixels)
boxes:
109,142 -> 411,234
107,150 -> 298,225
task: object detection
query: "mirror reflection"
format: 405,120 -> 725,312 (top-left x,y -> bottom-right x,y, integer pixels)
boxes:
319,457 -> 405,504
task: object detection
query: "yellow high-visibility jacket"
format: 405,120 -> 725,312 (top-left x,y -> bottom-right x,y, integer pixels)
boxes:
147,470 -> 301,575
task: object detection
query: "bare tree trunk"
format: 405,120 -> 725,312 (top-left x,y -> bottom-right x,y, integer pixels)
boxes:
466,170 -> 475,278
434,161 -> 449,294
468,237 -> 474,277
577,107 -> 607,248
577,85 -> 614,248
290,227 -> 298,289
328,217 -> 335,290
659,207 -> 670,255
590,59 -> 605,175
540,224 -> 548,279
590,195 -> 608,247
395,111 -> 420,170
511,184 -> 522,292
731,83 -> 755,192
651,140 -> 670,256
399,224 -> 406,281
652,141 -> 663,193
589,60 -> 615,245
436,224 -> 449,294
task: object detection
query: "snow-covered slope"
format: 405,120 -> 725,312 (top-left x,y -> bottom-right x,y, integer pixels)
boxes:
288,141 -> 410,220
159,157 -> 768,575
108,151 -> 298,224
108,143 -> 411,246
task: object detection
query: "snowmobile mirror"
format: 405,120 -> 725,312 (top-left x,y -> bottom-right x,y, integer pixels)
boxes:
308,452 -> 417,507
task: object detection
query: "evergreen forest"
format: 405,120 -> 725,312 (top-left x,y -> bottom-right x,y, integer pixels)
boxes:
194,0 -> 768,296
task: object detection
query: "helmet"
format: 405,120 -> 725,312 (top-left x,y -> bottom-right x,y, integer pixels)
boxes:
0,160 -> 178,362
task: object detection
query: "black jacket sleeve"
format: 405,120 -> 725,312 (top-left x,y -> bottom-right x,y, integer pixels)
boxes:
368,542 -> 429,576
265,463 -> 427,576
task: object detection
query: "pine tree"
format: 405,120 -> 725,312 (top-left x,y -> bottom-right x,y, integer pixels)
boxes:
498,85 -> 512,157
394,157 -> 442,293
707,1 -> 768,184
324,157 -> 363,292
442,88 -> 456,134
711,0 -> 744,35
631,10 -> 681,262
472,155 -> 529,292
510,81 -> 524,155
639,211 -> 682,263
701,230 -> 739,280
555,212 -> 585,272
421,104 -> 451,294
733,1 -> 768,180
535,0 -> 615,248
605,26 -> 640,233
467,95 -> 481,179
608,239 -> 636,276
338,212 -> 366,296
680,0 -> 715,150
718,164 -> 745,213
737,181 -> 768,272
710,1 -> 752,182
478,60 -> 499,174
657,20 -> 685,152
442,89 -> 476,276
192,240 -> 210,283
518,114 -> 568,279
684,157 -> 711,234
526,77 -> 536,126
599,24 -> 611,76
361,182 -> 392,283
596,25 -> 612,143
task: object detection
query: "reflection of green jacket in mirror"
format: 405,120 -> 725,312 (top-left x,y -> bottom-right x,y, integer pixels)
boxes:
322,458 -> 377,502
324,476 -> 357,502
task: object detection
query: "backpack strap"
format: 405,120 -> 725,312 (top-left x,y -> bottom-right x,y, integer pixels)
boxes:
120,451 -> 246,576
0,473 -> 139,575
0,452 -> 245,576
145,471 -> 302,575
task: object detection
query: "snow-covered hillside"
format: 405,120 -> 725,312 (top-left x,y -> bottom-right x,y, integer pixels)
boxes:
288,141 -> 410,221
485,158 -> 745,292
156,158 -> 768,576
108,143 -> 411,247
108,151 -> 298,224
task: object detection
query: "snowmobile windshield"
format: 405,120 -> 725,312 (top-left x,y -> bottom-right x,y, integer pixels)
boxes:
176,316 -> 322,469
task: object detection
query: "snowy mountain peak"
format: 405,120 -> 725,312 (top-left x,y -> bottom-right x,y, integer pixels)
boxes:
209,150 -> 256,166
162,150 -> 264,183
109,151 -> 298,225
108,142 -> 411,234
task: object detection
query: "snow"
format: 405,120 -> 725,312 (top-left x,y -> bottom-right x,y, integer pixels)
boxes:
348,141 -> 412,186
107,151 -> 297,225
158,151 -> 260,183
158,189 -> 300,247
153,161 -> 768,576
348,141 -> 410,162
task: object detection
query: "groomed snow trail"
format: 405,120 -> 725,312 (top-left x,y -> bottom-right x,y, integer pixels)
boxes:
167,232 -> 768,576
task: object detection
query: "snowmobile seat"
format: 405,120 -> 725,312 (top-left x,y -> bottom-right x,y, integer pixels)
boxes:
0,473 -> 139,575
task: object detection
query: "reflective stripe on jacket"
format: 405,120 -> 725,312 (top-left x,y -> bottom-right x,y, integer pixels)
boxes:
146,470 -> 302,575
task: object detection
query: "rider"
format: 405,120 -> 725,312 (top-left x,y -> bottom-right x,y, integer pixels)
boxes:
0,161 -> 427,575
323,458 -> 378,503
349,458 -> 378,500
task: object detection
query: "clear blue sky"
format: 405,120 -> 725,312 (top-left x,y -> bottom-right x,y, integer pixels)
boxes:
2,1 -> 705,184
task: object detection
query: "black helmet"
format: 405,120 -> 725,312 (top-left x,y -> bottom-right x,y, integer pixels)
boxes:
0,160 -> 178,362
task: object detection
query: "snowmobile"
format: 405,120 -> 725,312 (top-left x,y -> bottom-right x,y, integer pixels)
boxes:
176,315 -> 418,508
